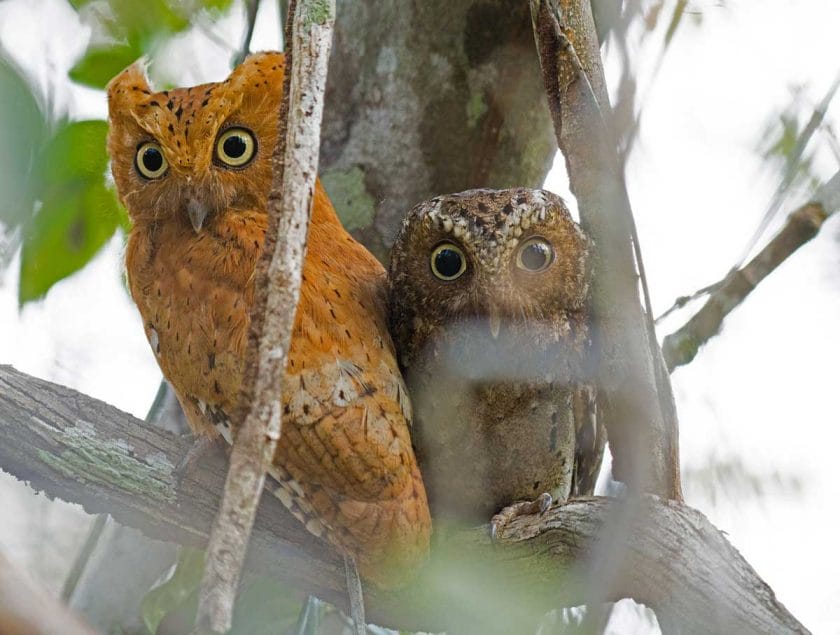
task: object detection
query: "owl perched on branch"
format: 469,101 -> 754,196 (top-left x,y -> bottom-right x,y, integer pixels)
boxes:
107,52 -> 430,587
388,188 -> 604,526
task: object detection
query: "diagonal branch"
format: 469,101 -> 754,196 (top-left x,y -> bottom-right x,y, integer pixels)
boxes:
195,0 -> 336,631
662,170 -> 840,371
0,365 -> 807,634
530,0 -> 681,499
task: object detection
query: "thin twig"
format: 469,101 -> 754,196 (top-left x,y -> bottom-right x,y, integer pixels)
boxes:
193,0 -> 335,631
662,170 -> 840,371
530,0 -> 682,499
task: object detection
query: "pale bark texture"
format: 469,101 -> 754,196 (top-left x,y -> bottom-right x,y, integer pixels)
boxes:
320,0 -> 556,259
0,365 -> 807,634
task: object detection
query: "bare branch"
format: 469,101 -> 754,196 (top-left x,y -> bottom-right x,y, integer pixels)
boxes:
0,366 -> 807,634
530,0 -> 681,498
662,170 -> 840,371
195,1 -> 335,630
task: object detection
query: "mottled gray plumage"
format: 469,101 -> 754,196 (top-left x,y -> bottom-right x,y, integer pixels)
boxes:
388,188 -> 604,523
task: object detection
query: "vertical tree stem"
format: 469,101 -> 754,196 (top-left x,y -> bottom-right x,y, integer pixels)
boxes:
530,0 -> 681,498
193,1 -> 336,631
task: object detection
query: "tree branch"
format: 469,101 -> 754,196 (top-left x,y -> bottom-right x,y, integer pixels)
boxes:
0,365 -> 807,634
530,0 -> 682,498
662,171 -> 840,371
196,1 -> 335,631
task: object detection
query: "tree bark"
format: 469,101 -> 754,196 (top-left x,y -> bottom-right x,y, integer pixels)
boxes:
0,365 -> 807,634
321,0 -> 556,260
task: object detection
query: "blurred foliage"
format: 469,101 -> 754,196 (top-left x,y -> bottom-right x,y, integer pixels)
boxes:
69,0 -> 234,88
756,83 -> 835,198
0,0 -> 239,305
607,0 -> 720,164
0,53 -> 46,272
0,54 -> 127,303
140,547 -> 303,635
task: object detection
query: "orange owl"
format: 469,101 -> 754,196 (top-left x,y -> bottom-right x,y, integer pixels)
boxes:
106,52 -> 430,587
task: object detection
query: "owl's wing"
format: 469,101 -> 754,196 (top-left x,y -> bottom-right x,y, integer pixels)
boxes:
279,357 -> 415,504
571,385 -> 606,497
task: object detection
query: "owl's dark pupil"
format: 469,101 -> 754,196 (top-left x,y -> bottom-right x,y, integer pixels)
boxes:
521,242 -> 550,270
434,248 -> 463,278
142,148 -> 163,172
223,135 -> 247,158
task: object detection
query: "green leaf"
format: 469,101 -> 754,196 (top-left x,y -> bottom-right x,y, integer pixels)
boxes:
0,53 -> 46,232
229,578 -> 303,635
140,548 -> 205,635
200,0 -> 235,13
18,180 -> 122,303
69,44 -> 141,89
38,120 -> 110,186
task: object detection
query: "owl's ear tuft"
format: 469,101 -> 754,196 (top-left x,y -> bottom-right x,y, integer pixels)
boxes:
227,51 -> 285,91
106,59 -> 152,112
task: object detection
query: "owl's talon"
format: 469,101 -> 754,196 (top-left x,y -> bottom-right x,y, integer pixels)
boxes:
489,493 -> 554,542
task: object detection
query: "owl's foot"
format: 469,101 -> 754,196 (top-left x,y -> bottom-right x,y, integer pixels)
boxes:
489,492 -> 553,542
173,435 -> 226,488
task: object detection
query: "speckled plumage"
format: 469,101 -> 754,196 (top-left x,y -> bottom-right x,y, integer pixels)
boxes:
107,52 -> 430,587
388,188 -> 604,522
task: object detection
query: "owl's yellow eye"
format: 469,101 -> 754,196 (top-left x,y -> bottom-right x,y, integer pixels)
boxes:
430,243 -> 467,281
516,237 -> 554,272
135,142 -> 168,179
215,128 -> 256,167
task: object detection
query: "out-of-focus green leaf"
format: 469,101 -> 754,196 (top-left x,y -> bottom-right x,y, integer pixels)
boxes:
0,53 -> 46,233
18,180 -> 122,303
69,44 -> 141,89
16,118 -> 128,303
139,548 -> 302,635
38,120 -> 110,185
229,578 -> 302,635
140,547 -> 205,635
69,0 -> 237,89
200,0 -> 235,13
68,0 -> 95,9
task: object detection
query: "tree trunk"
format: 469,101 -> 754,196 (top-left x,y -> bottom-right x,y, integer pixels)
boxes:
321,0 -> 556,259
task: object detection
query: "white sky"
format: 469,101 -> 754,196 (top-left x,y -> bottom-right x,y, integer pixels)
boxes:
1,0 -> 839,632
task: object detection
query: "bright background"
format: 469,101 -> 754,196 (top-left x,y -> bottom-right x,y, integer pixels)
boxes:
1,0 -> 838,632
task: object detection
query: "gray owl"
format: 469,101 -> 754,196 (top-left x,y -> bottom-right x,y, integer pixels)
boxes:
388,188 -> 605,527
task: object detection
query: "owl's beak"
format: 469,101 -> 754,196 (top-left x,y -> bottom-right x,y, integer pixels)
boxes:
187,198 -> 208,233
488,306 -> 501,340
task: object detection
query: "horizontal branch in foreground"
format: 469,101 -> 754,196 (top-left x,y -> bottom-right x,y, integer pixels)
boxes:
0,365 -> 806,634
663,170 -> 840,371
